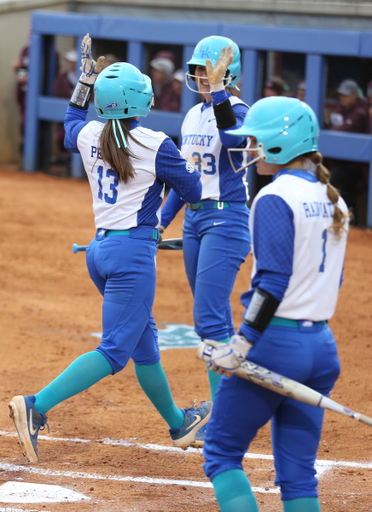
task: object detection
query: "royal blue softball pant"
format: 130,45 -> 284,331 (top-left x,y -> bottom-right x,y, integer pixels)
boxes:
203,322 -> 341,501
183,203 -> 251,341
86,229 -> 160,374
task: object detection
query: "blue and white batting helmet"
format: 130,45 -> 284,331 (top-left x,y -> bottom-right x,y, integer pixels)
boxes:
94,63 -> 153,120
227,96 -> 319,167
187,35 -> 241,88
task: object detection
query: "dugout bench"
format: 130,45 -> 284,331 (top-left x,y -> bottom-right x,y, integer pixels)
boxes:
24,11 -> 372,227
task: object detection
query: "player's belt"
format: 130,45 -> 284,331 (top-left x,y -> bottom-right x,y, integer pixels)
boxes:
187,200 -> 230,210
106,227 -> 159,240
270,317 -> 327,328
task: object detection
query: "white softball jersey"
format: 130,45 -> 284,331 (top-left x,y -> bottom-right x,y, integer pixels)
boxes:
181,96 -> 248,202
77,121 -> 166,230
250,170 -> 349,321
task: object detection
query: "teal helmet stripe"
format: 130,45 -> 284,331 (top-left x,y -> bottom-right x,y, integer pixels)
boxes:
94,62 -> 153,120
187,35 -> 241,88
227,97 -> 319,165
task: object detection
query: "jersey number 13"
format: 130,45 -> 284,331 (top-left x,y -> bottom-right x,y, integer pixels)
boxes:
97,166 -> 118,205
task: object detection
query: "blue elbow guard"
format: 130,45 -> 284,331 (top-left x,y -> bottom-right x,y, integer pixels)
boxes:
243,287 -> 280,333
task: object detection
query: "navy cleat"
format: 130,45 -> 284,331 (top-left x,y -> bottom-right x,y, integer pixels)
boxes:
8,395 -> 49,462
169,401 -> 212,450
191,423 -> 207,448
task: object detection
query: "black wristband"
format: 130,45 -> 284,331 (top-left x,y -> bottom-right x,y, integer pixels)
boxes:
243,287 -> 280,333
213,99 -> 237,130
69,81 -> 94,110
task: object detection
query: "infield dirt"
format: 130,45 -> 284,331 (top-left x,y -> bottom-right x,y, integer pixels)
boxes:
0,166 -> 371,511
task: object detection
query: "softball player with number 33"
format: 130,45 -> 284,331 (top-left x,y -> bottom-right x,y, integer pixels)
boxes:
8,34 -> 212,462
201,97 -> 349,511
161,37 -> 251,446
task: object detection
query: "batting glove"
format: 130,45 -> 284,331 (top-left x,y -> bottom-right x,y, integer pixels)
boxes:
79,33 -> 105,84
196,335 -> 252,377
206,45 -> 234,92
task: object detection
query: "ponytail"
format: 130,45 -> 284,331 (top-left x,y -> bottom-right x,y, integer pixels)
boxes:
302,152 -> 349,239
99,119 -> 147,183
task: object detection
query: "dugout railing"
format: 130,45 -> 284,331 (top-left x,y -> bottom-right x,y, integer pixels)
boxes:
25,11 -> 372,227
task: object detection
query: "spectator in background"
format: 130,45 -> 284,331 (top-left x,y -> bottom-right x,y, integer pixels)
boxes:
324,78 -> 370,222
172,68 -> 184,108
263,76 -> 286,97
154,50 -> 177,66
150,55 -> 180,112
297,81 -> 306,101
366,80 -> 372,130
53,49 -> 77,99
13,45 -> 30,154
101,53 -> 119,70
53,49 -> 78,157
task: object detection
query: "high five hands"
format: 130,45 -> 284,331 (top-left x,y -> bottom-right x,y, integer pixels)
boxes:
205,45 -> 234,85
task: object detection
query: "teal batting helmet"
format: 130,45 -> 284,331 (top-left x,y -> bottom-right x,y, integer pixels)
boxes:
186,35 -> 241,89
227,96 -> 319,170
94,62 -> 153,120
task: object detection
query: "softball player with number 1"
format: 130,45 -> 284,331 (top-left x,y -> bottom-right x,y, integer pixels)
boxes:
161,37 -> 251,447
8,34 -> 212,462
201,97 -> 349,511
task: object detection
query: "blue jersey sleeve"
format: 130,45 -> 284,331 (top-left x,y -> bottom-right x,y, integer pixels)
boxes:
253,194 -> 295,274
238,194 -> 294,343
161,189 -> 186,229
64,105 -> 89,154
155,137 -> 202,201
211,90 -> 249,148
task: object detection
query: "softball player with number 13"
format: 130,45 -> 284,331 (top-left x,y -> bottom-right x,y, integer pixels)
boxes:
201,96 -> 349,511
8,34 -> 212,462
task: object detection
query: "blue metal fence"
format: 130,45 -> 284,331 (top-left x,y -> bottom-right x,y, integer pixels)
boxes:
25,11 -> 372,226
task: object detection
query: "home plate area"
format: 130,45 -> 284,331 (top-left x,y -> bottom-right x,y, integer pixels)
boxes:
0,431 -> 371,511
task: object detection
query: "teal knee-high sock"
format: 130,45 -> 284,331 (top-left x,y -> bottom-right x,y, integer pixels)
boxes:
207,367 -> 222,401
207,337 -> 230,401
34,351 -> 113,414
213,469 -> 259,512
283,498 -> 321,512
135,361 -> 184,429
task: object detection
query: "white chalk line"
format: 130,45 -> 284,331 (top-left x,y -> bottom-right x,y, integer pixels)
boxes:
0,462 -> 278,494
1,429 -> 372,493
0,508 -> 50,512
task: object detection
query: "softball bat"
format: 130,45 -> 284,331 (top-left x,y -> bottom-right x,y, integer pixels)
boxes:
157,238 -> 183,250
196,342 -> 372,428
72,243 -> 89,254
72,238 -> 183,254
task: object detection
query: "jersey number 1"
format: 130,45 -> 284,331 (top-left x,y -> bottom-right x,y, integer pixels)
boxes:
97,166 -> 118,205
319,229 -> 327,273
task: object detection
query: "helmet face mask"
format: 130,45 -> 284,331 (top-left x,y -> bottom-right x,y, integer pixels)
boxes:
227,97 -> 320,173
186,68 -> 235,94
94,63 -> 154,120
228,142 -> 268,173
186,35 -> 241,94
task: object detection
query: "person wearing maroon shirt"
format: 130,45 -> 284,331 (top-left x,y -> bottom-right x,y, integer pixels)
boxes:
324,79 -> 370,223
13,46 -> 29,153
53,50 -> 78,155
150,56 -> 181,112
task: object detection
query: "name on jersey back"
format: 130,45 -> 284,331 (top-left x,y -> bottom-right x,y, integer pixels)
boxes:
303,201 -> 334,218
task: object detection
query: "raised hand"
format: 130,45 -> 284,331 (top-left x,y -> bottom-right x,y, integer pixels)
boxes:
205,45 -> 234,85
79,33 -> 105,84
